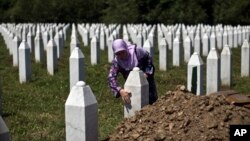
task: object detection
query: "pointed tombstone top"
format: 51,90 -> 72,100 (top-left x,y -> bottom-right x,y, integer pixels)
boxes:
125,67 -> 148,86
47,38 -> 56,48
19,40 -> 29,49
173,36 -> 180,43
242,40 -> 250,48
207,48 -> 219,59
70,47 -> 84,58
143,39 -> 152,48
221,45 -> 232,55
195,33 -> 200,40
66,81 -> 97,107
188,52 -> 204,66
91,36 -> 97,42
203,32 -> 208,39
160,38 -> 167,46
184,36 -> 191,42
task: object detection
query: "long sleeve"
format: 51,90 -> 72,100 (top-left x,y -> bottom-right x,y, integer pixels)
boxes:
108,60 -> 122,97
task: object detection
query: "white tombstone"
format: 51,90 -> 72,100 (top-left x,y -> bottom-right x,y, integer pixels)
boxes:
69,47 -> 85,90
159,38 -> 168,71
83,28 -> 89,46
194,33 -> 201,55
124,67 -> 149,118
0,116 -> 9,141
166,30 -> 173,50
18,40 -> 32,83
216,31 -> 223,50
222,30 -> 228,49
241,40 -> 250,77
202,32 -> 210,56
90,36 -> 100,65
136,32 -> 143,47
221,45 -> 232,86
173,36 -> 181,66
148,30 -> 154,47
228,29 -> 234,48
100,29 -> 106,50
13,36 -> 20,67
183,36 -> 192,63
54,33 -> 62,59
42,30 -> 49,51
187,52 -> 204,95
34,26 -> 45,63
143,39 -> 154,58
108,35 -> 114,63
210,32 -> 217,49
206,48 -> 220,94
65,81 -> 98,141
27,28 -> 34,53
70,35 -> 80,54
233,28 -> 238,48
46,39 -> 58,75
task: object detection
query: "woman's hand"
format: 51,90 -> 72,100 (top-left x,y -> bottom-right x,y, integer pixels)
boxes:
120,89 -> 131,104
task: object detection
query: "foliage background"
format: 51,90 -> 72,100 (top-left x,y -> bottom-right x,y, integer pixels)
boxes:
0,0 -> 250,25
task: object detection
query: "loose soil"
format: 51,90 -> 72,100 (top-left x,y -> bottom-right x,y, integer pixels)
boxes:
108,85 -> 250,141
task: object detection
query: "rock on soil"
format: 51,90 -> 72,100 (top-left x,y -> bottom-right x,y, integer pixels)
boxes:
108,85 -> 250,141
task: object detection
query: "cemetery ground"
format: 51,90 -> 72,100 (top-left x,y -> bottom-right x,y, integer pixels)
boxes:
0,35 -> 250,140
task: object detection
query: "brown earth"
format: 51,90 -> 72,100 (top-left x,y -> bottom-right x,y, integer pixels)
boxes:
108,85 -> 250,141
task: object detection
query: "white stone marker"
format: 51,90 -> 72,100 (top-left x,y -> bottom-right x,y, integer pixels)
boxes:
202,32 -> 210,56
34,26 -> 45,63
216,31 -> 223,50
173,36 -> 181,66
18,40 -> 32,83
43,30 -> 49,51
187,52 -> 204,95
46,39 -> 58,75
69,47 -> 85,90
222,30 -> 228,49
100,28 -> 106,50
206,48 -> 220,95
136,32 -> 143,47
221,45 -> 232,86
124,67 -> 149,118
143,39 -> 154,58
13,35 -> 20,67
194,33 -> 201,55
166,30 -> 173,50
241,40 -> 250,77
65,81 -> 98,141
70,35 -> 80,54
91,36 -> 100,65
83,28 -> 89,46
159,38 -> 168,71
108,35 -> 114,63
0,116 -> 9,141
210,32 -> 217,49
233,28 -> 238,48
27,28 -> 34,53
228,29 -> 234,48
184,36 -> 192,63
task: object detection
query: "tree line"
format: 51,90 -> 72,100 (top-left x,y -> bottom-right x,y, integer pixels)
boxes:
0,0 -> 250,25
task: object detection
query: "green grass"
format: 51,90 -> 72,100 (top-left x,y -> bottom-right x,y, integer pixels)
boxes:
0,33 -> 250,141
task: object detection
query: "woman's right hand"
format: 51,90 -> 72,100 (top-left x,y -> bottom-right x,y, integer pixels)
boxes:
120,89 -> 131,104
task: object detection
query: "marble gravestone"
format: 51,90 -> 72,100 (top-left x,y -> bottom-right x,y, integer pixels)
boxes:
187,52 -> 204,95
69,47 -> 85,90
124,67 -> 149,118
65,81 -> 98,141
206,48 -> 220,95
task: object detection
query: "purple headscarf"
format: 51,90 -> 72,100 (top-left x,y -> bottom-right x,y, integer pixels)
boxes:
112,39 -> 138,70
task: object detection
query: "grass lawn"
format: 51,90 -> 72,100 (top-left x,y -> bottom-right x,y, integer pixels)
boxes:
0,31 -> 250,140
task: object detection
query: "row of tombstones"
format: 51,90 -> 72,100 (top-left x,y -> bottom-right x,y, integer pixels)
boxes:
0,22 -> 250,140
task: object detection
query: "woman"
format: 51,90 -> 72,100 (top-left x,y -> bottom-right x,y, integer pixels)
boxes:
108,39 -> 158,105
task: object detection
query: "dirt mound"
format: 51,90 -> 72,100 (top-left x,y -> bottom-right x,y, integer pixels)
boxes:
108,85 -> 250,141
